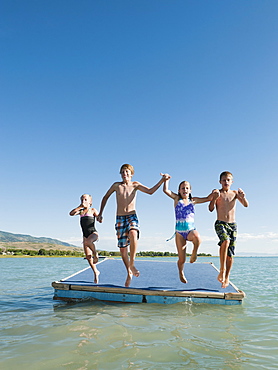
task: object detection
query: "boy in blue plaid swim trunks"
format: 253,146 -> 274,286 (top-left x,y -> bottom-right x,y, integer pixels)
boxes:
209,171 -> 248,288
98,164 -> 168,287
116,213 -> 140,248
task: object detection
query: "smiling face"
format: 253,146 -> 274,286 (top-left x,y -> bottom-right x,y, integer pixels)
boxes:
178,181 -> 191,199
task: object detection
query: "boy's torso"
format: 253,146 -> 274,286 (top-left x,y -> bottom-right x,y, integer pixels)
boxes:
216,189 -> 237,223
115,181 -> 138,216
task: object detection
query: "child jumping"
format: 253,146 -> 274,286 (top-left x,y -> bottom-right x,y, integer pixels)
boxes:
163,175 -> 213,283
69,194 -> 100,284
209,171 -> 249,288
97,164 -> 168,287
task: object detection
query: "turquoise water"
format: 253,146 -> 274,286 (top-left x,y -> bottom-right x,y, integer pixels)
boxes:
0,256 -> 277,369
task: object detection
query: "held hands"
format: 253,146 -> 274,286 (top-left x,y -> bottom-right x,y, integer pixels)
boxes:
212,189 -> 220,200
97,215 -> 103,223
160,173 -> 171,181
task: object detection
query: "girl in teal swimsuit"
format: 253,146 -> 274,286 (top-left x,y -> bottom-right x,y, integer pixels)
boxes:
163,176 -> 213,283
69,194 -> 100,284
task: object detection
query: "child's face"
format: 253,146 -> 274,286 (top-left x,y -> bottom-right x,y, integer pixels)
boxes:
179,182 -> 191,198
219,175 -> 233,190
121,168 -> 133,181
81,195 -> 92,207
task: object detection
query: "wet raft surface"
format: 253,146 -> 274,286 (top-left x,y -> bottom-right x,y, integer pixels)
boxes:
52,259 -> 245,305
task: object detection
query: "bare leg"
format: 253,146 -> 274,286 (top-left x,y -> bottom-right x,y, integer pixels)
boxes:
175,233 -> 187,283
120,247 -> 132,287
128,229 -> 140,277
119,229 -> 140,287
222,255 -> 233,288
187,230 -> 201,263
87,233 -> 99,263
218,240 -> 230,287
83,234 -> 100,284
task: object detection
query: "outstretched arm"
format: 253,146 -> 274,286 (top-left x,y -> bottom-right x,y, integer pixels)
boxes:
163,176 -> 177,200
97,183 -> 117,222
237,188 -> 249,207
208,189 -> 220,212
136,173 -> 170,195
193,190 -> 215,204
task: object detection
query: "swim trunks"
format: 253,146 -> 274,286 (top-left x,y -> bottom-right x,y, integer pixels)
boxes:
80,215 -> 97,238
214,220 -> 237,256
115,213 -> 140,248
175,200 -> 196,240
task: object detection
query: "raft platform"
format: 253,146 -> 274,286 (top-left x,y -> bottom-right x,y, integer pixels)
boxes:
52,258 -> 245,305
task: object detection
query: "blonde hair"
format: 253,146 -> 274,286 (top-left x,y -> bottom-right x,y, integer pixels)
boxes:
80,194 -> 92,206
120,164 -> 134,175
178,181 -> 193,200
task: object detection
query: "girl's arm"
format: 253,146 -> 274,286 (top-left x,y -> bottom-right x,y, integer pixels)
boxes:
163,178 -> 178,200
208,189 -> 220,212
69,204 -> 83,216
92,208 -> 99,217
193,190 -> 216,204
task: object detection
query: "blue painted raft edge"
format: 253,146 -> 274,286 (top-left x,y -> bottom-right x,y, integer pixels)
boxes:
53,288 -> 243,305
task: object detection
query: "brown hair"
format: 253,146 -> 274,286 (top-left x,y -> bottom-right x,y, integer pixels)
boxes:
219,171 -> 233,181
120,164 -> 134,175
178,181 -> 193,201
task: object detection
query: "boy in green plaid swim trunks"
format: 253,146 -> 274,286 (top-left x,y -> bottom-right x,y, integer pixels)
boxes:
214,220 -> 237,257
209,171 -> 248,288
98,164 -> 168,287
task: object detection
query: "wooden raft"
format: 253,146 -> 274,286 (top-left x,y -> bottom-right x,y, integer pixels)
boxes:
52,258 -> 245,305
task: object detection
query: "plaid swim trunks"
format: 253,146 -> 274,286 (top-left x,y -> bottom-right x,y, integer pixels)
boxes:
115,213 -> 140,248
215,220 -> 237,257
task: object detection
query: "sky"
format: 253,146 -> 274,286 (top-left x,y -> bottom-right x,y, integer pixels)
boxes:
1,0 -> 278,256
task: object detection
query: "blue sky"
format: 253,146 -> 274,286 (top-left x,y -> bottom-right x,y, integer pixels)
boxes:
1,0 -> 278,256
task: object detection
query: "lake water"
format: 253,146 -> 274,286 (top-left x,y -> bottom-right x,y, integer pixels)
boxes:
0,256 -> 277,370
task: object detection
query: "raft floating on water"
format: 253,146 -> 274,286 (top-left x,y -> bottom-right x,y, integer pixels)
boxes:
52,258 -> 245,305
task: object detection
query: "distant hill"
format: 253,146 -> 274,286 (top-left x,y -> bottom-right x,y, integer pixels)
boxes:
0,230 -> 80,251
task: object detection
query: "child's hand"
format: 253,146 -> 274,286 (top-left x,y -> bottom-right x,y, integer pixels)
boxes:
97,215 -> 103,223
82,200 -> 90,208
238,188 -> 245,199
160,173 -> 171,181
212,189 -> 220,199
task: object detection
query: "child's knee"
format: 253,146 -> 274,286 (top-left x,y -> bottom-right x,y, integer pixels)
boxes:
129,228 -> 139,239
221,239 -> 230,247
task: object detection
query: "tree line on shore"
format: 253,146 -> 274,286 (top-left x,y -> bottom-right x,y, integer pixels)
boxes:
0,248 -> 212,257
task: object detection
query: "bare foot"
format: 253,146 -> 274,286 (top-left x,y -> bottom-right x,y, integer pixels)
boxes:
94,269 -> 100,284
125,270 -> 133,287
190,251 -> 197,263
179,271 -> 188,283
93,252 -> 99,264
221,277 -> 229,288
217,270 -> 225,284
130,265 -> 140,278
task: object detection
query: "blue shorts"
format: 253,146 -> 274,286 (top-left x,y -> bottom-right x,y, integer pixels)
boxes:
115,214 -> 140,248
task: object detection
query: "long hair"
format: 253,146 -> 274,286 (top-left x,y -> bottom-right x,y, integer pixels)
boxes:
178,181 -> 193,201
